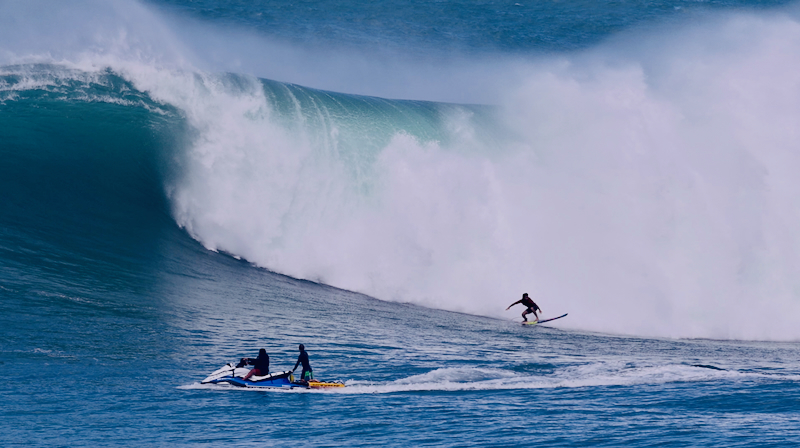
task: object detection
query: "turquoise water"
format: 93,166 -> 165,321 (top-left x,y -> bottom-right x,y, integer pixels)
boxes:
3,0 -> 800,446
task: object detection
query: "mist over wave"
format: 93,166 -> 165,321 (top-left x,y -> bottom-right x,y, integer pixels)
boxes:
3,0 -> 800,340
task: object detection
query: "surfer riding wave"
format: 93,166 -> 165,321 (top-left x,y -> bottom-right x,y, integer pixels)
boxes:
506,293 -> 542,322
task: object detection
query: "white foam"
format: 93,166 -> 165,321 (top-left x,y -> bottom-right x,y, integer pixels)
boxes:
162,10 -> 800,341
358,363 -> 800,394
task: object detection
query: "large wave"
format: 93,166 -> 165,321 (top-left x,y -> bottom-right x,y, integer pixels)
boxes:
3,0 -> 800,340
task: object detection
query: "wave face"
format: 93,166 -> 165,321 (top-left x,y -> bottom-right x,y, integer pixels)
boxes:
0,66 -> 183,289
3,0 -> 800,341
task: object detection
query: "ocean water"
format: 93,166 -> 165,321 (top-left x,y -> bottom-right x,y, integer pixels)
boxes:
2,0 -> 800,446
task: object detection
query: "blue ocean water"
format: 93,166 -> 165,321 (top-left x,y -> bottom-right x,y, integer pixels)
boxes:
3,0 -> 800,446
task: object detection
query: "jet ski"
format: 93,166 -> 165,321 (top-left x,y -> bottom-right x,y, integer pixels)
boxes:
201,362 -> 345,389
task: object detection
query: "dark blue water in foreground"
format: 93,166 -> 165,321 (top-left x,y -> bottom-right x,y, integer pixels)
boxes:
3,0 -> 800,446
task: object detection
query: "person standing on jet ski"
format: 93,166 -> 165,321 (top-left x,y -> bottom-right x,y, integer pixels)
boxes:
292,344 -> 313,383
240,348 -> 270,381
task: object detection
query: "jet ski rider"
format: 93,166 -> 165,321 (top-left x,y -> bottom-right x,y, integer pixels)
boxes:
292,344 -> 313,383
506,293 -> 542,322
239,348 -> 270,381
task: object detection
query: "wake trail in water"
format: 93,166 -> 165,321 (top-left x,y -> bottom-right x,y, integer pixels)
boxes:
179,362 -> 800,395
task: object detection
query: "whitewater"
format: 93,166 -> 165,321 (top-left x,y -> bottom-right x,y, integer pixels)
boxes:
2,0 -> 800,446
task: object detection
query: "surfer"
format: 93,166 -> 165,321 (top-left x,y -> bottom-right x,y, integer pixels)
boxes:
292,344 -> 313,383
506,293 -> 542,322
240,348 -> 270,380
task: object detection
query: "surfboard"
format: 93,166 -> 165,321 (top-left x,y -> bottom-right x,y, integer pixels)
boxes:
522,313 -> 568,326
307,380 -> 345,388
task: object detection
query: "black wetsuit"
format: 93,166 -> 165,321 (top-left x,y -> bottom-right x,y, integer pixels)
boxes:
521,297 -> 540,313
254,353 -> 269,374
293,350 -> 312,380
242,353 -> 270,374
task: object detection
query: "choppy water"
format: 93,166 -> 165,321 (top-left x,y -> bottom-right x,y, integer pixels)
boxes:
3,0 -> 800,446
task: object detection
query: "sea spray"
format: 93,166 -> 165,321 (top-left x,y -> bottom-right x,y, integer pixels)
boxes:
152,12 -> 800,340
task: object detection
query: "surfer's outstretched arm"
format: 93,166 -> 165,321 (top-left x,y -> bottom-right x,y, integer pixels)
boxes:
505,300 -> 522,310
